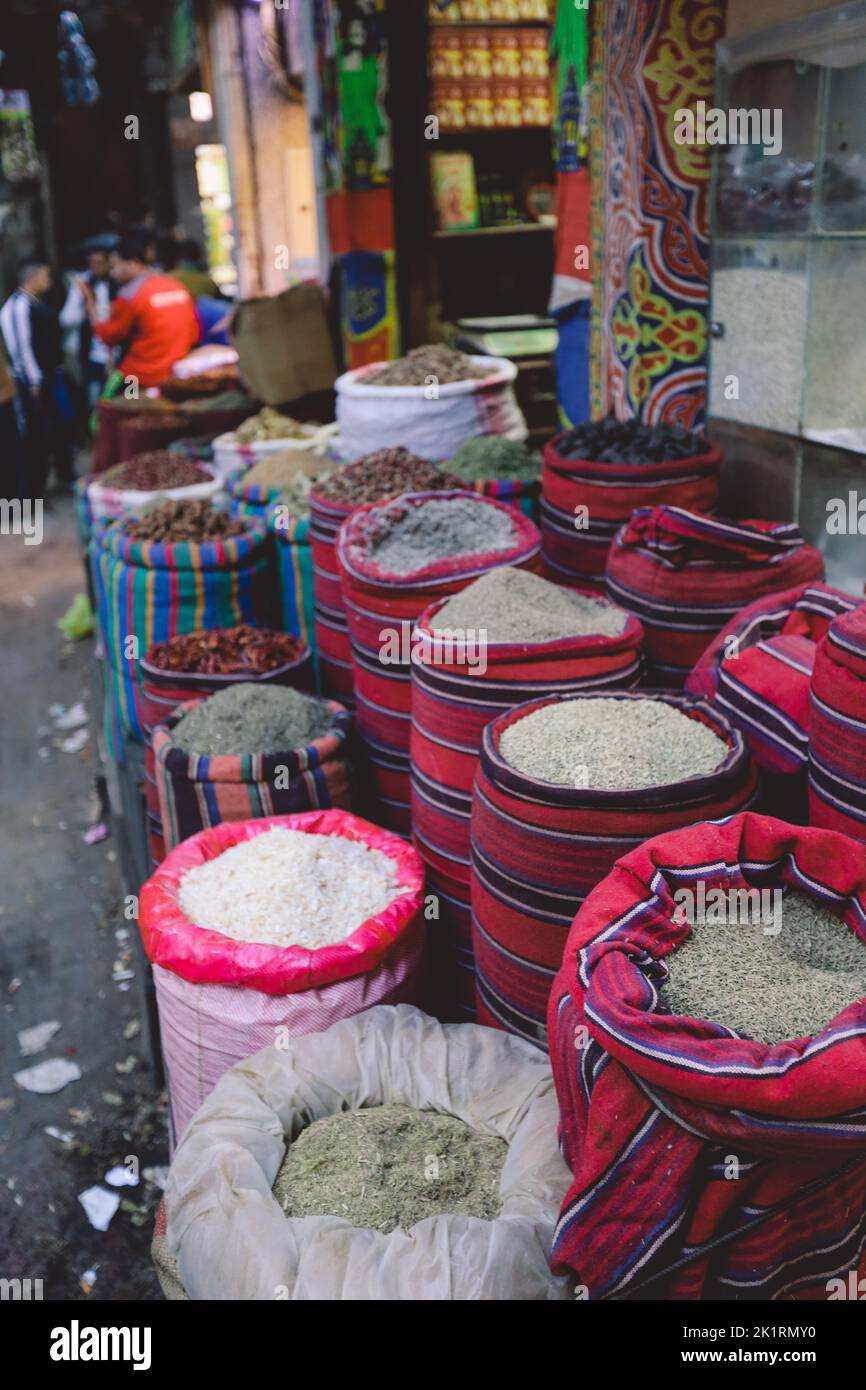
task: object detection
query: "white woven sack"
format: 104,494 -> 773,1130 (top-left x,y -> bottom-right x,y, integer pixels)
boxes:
334,354 -> 527,461
212,423 -> 337,481
86,469 -> 222,529
164,1003 -> 573,1301
155,918 -> 425,1149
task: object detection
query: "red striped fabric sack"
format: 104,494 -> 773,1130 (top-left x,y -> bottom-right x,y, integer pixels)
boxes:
140,642 -> 314,867
471,692 -> 758,1047
606,507 -> 825,687
810,604 -> 866,844
338,491 -> 543,834
411,597 -> 644,1021
541,435 -> 721,593
150,697 -> 351,863
90,517 -> 279,763
138,810 -> 426,1144
686,583 -> 859,813
309,486 -> 361,707
548,811 -> 866,1300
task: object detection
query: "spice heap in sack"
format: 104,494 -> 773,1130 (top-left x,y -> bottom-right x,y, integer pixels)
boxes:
147,625 -> 305,677
178,824 -> 408,947
138,815 -> 427,1145
361,344 -> 489,387
155,1003 -> 572,1299
235,449 -> 332,520
556,415 -> 712,465
169,683 -> 334,756
122,500 -> 248,543
310,449 -> 463,705
272,1104 -> 506,1230
356,495 -> 518,576
100,452 -> 212,491
314,447 -> 454,505
541,420 -> 721,593
471,693 -> 757,1045
232,407 -> 319,442
339,491 -> 542,833
447,436 -> 541,483
606,507 -> 825,686
547,811 -> 866,1300
412,570 -> 642,1021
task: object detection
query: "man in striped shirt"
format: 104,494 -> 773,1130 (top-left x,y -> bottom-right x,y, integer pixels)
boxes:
0,258 -> 73,495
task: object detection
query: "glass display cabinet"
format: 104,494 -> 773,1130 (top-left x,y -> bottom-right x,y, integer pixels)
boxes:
710,2 -> 866,454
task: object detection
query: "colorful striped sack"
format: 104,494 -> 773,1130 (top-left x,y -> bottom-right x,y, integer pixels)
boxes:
686,582 -> 859,803
140,640 -> 314,867
471,692 -> 758,1048
606,507 -> 825,686
338,491 -> 542,834
90,516 -> 278,760
541,434 -> 721,593
168,434 -> 217,463
465,476 -> 541,522
548,811 -> 866,1300
138,810 -> 425,1143
411,596 -> 644,1021
151,697 -> 352,862
810,604 -> 866,844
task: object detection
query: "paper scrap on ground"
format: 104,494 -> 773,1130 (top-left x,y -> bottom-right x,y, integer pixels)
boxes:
78,1186 -> 120,1232
54,702 -> 88,731
105,1165 -> 139,1188
14,1057 -> 81,1094
17,1020 -> 61,1056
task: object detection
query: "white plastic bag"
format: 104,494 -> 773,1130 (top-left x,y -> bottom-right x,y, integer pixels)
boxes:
164,1004 -> 572,1300
334,355 -> 527,461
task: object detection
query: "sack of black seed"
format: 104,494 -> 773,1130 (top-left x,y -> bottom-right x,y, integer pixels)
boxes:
541,415 -> 722,593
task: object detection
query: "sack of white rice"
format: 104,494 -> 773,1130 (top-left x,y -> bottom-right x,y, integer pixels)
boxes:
138,811 -> 426,1146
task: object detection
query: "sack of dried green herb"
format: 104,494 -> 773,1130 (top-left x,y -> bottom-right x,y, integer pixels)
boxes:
549,811 -> 866,1300
158,1003 -> 572,1300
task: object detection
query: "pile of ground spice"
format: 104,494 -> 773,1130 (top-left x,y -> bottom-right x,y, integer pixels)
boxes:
177,826 -> 404,949
447,436 -> 541,482
362,496 -> 517,577
361,344 -> 489,387
314,448 -> 456,505
432,567 -> 627,643
233,408 -> 316,442
272,1104 -> 507,1232
101,451 -> 211,491
499,697 -> 728,790
146,625 -> 304,675
242,450 -> 332,516
662,890 -> 866,1044
171,682 -> 333,756
122,500 -> 247,543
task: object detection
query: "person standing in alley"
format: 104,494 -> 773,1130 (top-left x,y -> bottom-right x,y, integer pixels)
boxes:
60,245 -> 114,410
0,258 -> 74,496
80,232 -> 199,393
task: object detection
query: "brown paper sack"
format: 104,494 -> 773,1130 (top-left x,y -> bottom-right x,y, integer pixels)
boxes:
230,284 -> 338,406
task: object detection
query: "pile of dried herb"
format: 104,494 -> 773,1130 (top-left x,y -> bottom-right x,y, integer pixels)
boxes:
171,682 -> 333,756
122,500 -> 247,543
447,436 -> 541,482
272,1104 -> 507,1232
101,451 -> 211,491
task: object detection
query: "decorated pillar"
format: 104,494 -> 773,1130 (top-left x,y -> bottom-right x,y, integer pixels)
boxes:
591,0 -> 724,428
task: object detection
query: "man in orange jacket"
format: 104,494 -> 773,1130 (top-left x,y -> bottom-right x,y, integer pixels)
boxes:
81,232 -> 199,388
